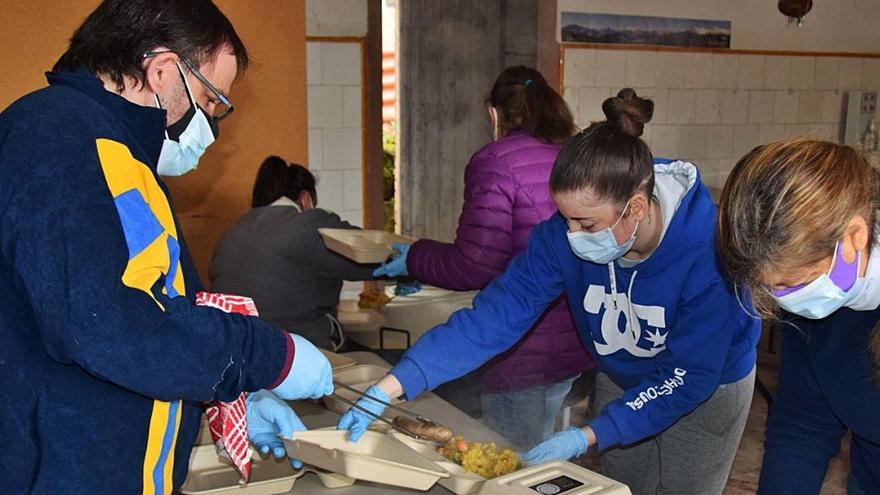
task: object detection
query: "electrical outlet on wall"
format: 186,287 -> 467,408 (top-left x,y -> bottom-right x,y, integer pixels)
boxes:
862,92 -> 876,114
844,90 -> 877,146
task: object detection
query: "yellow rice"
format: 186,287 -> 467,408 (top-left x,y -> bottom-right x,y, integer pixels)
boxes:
438,435 -> 519,479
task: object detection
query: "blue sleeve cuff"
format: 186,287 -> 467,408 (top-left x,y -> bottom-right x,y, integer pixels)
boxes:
589,414 -> 622,451
390,357 -> 428,400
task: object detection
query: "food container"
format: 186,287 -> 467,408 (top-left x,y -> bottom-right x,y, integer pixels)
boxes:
181,445 -> 301,495
281,430 -> 450,491
318,228 -> 415,264
336,299 -> 385,333
318,348 -> 356,371
194,418 -> 214,446
480,460 -> 632,495
321,364 -> 403,414
389,431 -> 485,495
310,469 -> 357,488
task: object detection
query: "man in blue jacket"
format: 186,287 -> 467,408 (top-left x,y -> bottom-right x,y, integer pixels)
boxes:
0,2 -> 331,493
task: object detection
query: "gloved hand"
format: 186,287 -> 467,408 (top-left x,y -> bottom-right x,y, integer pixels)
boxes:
520,427 -> 590,465
246,389 -> 307,468
271,334 -> 334,401
372,243 -> 410,278
336,384 -> 389,442
394,280 -> 422,296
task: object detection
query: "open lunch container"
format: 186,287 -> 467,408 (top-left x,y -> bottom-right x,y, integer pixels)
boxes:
281,429 -> 450,491
282,429 -> 632,494
389,431 -> 485,495
321,363 -> 404,414
318,348 -> 357,372
336,299 -> 386,334
317,228 -> 415,264
390,431 -> 632,495
181,445 -> 301,495
181,445 -> 361,494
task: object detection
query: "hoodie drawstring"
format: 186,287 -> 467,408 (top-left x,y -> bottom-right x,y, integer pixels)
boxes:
627,270 -> 638,339
607,263 -> 619,310
608,262 -> 639,339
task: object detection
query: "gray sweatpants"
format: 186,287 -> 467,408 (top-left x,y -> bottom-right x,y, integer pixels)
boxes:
591,368 -> 755,495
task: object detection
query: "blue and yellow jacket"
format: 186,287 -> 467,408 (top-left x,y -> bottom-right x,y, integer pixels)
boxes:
0,69 -> 293,494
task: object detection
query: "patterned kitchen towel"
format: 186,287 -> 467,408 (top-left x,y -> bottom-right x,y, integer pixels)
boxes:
196,292 -> 260,483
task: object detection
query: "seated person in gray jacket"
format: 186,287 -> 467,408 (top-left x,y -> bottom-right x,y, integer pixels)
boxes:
210,156 -> 377,350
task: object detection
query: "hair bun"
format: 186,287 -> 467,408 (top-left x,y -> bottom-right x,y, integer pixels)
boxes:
602,88 -> 654,137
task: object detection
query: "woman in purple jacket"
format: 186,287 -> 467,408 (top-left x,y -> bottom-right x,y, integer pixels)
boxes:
373,66 -> 595,449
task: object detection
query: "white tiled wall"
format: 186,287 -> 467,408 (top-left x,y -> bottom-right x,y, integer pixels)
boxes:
307,41 -> 364,226
563,49 -> 880,189
306,0 -> 368,37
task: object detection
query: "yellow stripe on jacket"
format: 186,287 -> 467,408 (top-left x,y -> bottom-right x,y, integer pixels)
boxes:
96,139 -> 187,495
96,139 -> 185,303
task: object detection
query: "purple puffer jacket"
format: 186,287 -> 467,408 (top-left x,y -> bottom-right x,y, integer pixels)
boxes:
406,130 -> 595,393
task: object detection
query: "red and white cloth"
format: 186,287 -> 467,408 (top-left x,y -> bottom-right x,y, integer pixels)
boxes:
197,292 -> 259,483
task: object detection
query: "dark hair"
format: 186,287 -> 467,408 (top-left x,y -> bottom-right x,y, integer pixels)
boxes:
549,88 -> 654,204
251,156 -> 317,208
54,0 -> 249,91
488,66 -> 576,144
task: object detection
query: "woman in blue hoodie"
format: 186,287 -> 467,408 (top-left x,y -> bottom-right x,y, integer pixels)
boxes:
717,140 -> 880,495
339,89 -> 760,494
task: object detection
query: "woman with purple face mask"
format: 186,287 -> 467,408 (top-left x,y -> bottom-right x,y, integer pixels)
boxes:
770,241 -> 863,319
717,139 -> 880,495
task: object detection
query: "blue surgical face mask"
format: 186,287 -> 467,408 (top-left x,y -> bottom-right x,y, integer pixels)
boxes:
566,200 -> 638,264
770,241 -> 864,319
155,62 -> 215,176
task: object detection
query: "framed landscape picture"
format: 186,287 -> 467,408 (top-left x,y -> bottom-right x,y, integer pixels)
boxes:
561,12 -> 731,49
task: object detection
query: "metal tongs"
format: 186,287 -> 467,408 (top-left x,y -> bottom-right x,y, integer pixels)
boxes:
331,381 -> 441,442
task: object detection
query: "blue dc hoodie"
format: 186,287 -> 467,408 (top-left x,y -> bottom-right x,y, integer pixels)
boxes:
0,69 -> 293,494
392,161 -> 760,450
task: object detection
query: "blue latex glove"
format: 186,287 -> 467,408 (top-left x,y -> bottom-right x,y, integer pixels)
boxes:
394,280 -> 422,296
246,390 -> 307,468
372,243 -> 410,278
520,427 -> 591,465
336,384 -> 389,442
271,334 -> 334,401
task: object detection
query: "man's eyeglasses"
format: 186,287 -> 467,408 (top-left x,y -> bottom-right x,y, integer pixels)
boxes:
143,51 -> 233,123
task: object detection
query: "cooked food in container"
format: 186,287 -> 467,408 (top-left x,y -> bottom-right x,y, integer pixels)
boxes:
437,435 -> 520,479
393,415 -> 453,444
358,289 -> 391,309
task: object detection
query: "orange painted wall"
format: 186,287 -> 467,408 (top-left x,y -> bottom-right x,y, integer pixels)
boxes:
0,0 -> 309,281
0,1 -> 100,105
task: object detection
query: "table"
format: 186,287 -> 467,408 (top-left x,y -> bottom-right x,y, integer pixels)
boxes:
342,286 -> 477,350
338,285 -> 477,349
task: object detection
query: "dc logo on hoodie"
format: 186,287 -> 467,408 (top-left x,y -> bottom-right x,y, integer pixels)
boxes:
583,285 -> 668,358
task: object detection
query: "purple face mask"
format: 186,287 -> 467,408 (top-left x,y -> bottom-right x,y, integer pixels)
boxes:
772,241 -> 859,297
